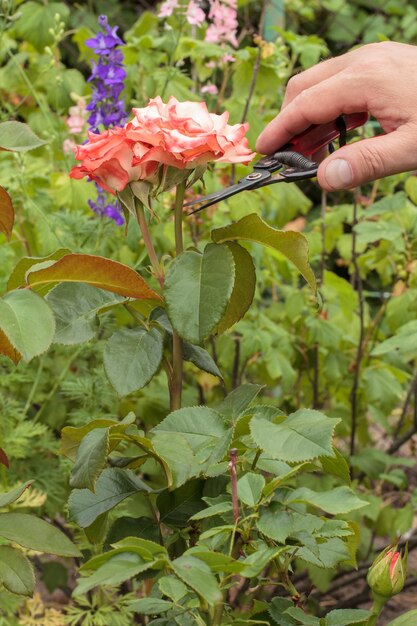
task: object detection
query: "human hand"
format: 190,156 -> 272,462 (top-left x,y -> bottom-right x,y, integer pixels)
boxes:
256,42 -> 417,190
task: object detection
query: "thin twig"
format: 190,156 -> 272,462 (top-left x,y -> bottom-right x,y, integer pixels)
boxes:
231,334 -> 241,390
229,448 -> 240,524
349,191 -> 365,457
392,371 -> 417,440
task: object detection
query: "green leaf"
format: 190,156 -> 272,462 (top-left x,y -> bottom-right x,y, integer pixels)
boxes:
268,597 -> 297,626
320,449 -> 351,484
0,186 -> 14,241
0,481 -> 34,508
183,342 -> 222,378
257,510 -> 323,544
46,283 -> 126,345
69,428 -> 109,492
111,536 -> 167,559
0,121 -> 47,151
241,546 -> 287,578
211,213 -> 316,291
185,547 -> 243,574
61,413 -> 135,461
387,611 -> 417,626
152,407 -> 230,471
128,598 -> 174,615
0,290 -> 55,363
217,384 -> 262,421
157,481 -> 205,527
298,537 -> 351,569
164,243 -> 235,344
13,2 -> 70,52
190,502 -> 233,520
68,468 -> 153,528
250,409 -> 340,462
237,473 -> 265,507
171,555 -> 222,606
158,576 -> 188,602
325,609 -> 372,625
216,242 -> 256,334
284,608 -> 320,625
354,220 -> 403,245
104,327 -> 163,396
371,320 -> 417,362
0,546 -> 35,596
152,432 -> 197,487
74,552 -> 156,596
285,486 -> 368,514
0,513 -> 80,556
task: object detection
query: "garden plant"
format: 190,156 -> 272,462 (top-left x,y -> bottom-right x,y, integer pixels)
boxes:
0,1 -> 417,625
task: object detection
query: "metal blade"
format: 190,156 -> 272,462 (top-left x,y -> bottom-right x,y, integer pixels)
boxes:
185,170 -> 271,214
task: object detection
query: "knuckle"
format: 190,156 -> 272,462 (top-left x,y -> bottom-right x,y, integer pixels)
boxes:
286,74 -> 304,99
356,143 -> 386,179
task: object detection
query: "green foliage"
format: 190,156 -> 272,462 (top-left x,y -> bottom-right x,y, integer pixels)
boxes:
0,0 -> 416,623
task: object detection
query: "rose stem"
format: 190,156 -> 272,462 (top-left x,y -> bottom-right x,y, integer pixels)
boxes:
229,448 -> 240,524
135,201 -> 164,289
170,181 -> 186,411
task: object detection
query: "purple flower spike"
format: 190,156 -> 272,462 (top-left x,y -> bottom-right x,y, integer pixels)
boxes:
86,14 -> 127,225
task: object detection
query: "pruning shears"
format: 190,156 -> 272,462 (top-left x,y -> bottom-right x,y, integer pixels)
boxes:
184,112 -> 368,213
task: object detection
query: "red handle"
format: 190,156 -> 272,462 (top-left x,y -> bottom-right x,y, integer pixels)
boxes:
285,112 -> 368,156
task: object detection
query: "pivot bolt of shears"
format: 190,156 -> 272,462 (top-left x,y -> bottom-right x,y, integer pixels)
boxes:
247,172 -> 263,180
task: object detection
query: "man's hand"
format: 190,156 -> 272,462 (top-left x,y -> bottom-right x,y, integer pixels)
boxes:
256,42 -> 417,190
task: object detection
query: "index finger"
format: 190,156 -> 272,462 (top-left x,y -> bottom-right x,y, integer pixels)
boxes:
256,69 -> 368,154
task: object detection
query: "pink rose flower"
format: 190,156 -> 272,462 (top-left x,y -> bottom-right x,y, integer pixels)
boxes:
69,127 -> 158,194
125,96 -> 255,169
70,98 -> 255,196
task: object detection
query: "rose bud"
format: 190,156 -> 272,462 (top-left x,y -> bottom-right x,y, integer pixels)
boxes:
367,545 -> 407,598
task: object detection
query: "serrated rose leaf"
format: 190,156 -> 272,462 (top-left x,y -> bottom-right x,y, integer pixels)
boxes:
216,242 -> 256,334
25,253 -> 161,299
250,409 -> 340,462
0,121 -> 47,151
171,555 -> 222,606
0,186 -> 14,241
69,429 -> 109,492
0,481 -> 33,508
7,249 -> 71,291
0,513 -> 81,556
164,243 -> 235,344
104,327 -> 163,396
0,290 -> 55,362
212,212 -> 316,291
0,546 -> 35,596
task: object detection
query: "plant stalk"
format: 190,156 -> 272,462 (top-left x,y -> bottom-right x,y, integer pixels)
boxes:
170,181 -> 186,411
135,201 -> 164,289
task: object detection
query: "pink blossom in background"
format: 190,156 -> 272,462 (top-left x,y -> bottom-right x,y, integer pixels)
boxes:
186,1 -> 206,26
221,53 -> 236,63
63,138 -> 77,154
66,100 -> 87,134
206,0 -> 238,47
158,0 -> 178,18
201,84 -> 218,95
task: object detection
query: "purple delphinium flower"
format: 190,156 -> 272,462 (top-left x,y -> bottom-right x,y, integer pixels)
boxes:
85,15 -> 127,224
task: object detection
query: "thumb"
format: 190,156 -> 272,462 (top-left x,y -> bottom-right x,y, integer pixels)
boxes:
317,127 -> 417,191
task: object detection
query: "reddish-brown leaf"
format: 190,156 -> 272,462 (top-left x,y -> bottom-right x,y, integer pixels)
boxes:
26,253 -> 162,300
0,448 -> 9,469
0,329 -> 21,364
0,186 -> 14,241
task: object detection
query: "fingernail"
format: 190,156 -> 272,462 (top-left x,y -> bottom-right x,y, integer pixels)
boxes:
324,159 -> 353,189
